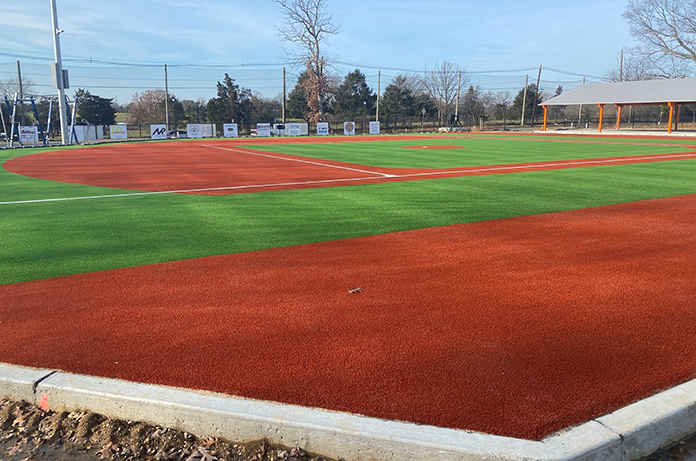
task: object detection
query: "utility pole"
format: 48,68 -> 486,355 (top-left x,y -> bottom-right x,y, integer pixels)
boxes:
50,0 -> 69,145
282,67 -> 286,124
376,70 -> 381,122
619,49 -> 624,82
17,61 -> 25,126
455,70 -> 461,125
521,75 -> 528,126
579,76 -> 585,124
164,64 -> 170,130
530,65 -> 542,127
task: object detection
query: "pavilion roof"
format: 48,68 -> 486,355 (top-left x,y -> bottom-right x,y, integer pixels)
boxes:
542,78 -> 696,106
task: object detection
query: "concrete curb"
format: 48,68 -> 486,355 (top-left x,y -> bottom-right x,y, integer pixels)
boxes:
1,363 -> 695,461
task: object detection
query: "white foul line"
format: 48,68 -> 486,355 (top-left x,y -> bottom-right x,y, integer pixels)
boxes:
200,144 -> 397,178
2,151 -> 695,206
0,176 -> 381,205
390,151 -> 696,179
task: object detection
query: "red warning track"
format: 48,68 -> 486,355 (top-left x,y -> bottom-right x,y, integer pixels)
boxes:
1,194 -> 696,440
4,136 -> 696,196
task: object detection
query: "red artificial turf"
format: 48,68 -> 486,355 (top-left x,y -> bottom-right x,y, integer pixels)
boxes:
1,194 -> 696,440
4,138 -> 696,195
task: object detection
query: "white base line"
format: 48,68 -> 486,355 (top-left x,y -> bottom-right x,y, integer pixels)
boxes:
393,151 -> 696,179
2,152 -> 695,205
201,144 -> 396,178
0,176 -> 380,205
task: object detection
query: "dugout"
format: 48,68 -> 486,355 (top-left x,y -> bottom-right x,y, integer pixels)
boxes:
541,77 -> 696,133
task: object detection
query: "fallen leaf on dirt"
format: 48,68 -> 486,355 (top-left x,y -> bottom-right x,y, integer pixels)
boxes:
187,446 -> 218,461
97,442 -> 117,460
199,436 -> 217,447
290,446 -> 306,457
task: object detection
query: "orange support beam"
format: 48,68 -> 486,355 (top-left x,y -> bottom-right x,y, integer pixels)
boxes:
616,105 -> 622,130
598,104 -> 604,133
543,106 -> 548,131
668,102 -> 674,134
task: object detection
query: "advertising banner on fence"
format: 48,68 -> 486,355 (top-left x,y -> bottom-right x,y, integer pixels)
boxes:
150,124 -> 167,140
316,122 -> 329,135
256,123 -> 271,137
202,124 -> 214,138
187,124 -> 203,138
223,123 -> 238,138
19,126 -> 39,143
110,124 -> 128,139
344,121 -> 355,135
300,123 -> 309,136
287,123 -> 301,136
369,121 -> 380,135
69,126 -> 103,142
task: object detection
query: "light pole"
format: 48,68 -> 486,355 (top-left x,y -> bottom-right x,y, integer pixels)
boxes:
50,0 -> 69,145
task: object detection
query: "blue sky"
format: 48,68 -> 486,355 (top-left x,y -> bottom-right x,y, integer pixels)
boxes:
0,0 -> 634,104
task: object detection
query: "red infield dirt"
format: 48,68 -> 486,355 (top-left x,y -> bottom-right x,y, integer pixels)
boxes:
4,136 -> 696,195
1,194 -> 696,440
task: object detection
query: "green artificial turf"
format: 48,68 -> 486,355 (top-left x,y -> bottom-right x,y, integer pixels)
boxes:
1,138 -> 696,285
249,135 -> 696,169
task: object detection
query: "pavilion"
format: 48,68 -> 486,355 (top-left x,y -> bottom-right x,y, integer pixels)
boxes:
540,78 -> 696,133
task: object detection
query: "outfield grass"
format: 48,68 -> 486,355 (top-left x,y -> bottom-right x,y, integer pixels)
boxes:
2,138 -> 696,285
249,135 -> 696,169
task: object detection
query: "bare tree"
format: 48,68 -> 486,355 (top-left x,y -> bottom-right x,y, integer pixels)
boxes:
605,49 -> 656,82
273,0 -> 339,122
0,77 -> 36,97
419,61 -> 469,124
623,0 -> 696,75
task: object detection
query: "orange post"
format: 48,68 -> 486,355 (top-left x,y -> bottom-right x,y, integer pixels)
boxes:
598,104 -> 604,133
668,102 -> 674,134
543,106 -> 548,131
616,105 -> 622,130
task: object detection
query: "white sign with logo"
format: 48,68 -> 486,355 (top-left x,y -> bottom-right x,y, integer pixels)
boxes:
316,122 -> 329,136
202,124 -> 214,138
369,121 -> 380,135
110,124 -> 128,139
256,123 -> 271,137
223,123 -> 238,138
344,121 -> 356,135
287,123 -> 301,136
299,123 -> 309,135
187,124 -> 203,138
150,124 -> 167,140
19,126 -> 39,143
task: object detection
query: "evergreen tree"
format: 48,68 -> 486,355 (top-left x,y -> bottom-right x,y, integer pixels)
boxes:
207,74 -> 252,126
512,84 -> 544,123
381,75 -> 415,124
334,69 -> 375,119
74,89 -> 116,125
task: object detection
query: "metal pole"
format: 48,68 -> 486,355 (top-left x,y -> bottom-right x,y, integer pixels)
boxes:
376,70 -> 381,122
0,98 -> 9,145
521,75 -> 528,126
619,49 -> 624,82
530,65 -> 542,127
50,0 -> 69,145
164,64 -> 170,130
579,77 -> 585,124
17,61 -> 25,126
282,67 -> 286,124
455,70 -> 461,124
